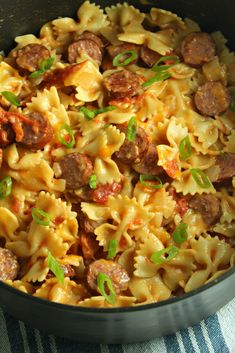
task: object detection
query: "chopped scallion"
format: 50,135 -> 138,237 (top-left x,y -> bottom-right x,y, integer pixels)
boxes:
97,272 -> 116,304
127,116 -> 137,142
0,176 -> 12,199
32,208 -> 51,226
47,251 -> 64,284
179,136 -> 192,161
150,246 -> 179,265
172,223 -> 188,244
190,168 -> 211,188
112,50 -> 138,67
89,174 -> 97,189
58,123 -> 75,149
1,91 -> 20,107
107,239 -> 118,259
139,174 -> 163,189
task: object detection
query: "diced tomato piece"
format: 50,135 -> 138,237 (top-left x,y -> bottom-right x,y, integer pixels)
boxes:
91,182 -> 122,204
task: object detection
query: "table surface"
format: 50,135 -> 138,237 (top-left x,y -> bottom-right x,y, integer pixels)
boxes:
0,298 -> 234,353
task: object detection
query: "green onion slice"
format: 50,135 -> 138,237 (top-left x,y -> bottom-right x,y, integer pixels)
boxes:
139,174 -> 163,189
89,174 -> 97,189
142,70 -> 171,88
58,123 -> 75,148
0,176 -> 12,199
80,106 -> 116,120
97,272 -> 116,304
179,136 -> 192,161
127,116 -> 137,142
152,55 -> 180,71
229,87 -> 235,113
190,168 -> 212,189
47,251 -> 64,284
1,91 -> 20,107
150,246 -> 179,265
112,50 -> 138,67
173,223 -> 188,244
107,239 -> 118,259
29,56 -> 55,79
143,55 -> 180,88
32,208 -> 51,226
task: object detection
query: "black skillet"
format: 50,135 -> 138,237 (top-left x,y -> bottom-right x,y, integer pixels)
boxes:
0,0 -> 234,344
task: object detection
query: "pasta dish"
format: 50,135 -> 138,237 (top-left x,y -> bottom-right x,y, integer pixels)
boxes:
0,1 -> 235,307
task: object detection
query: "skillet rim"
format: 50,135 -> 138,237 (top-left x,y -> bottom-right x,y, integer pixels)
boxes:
0,266 -> 234,313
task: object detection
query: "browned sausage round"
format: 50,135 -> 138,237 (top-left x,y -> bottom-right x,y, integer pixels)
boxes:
15,44 -> 50,72
67,39 -> 103,65
194,82 -> 230,116
104,70 -> 140,99
107,43 -> 139,65
61,264 -> 76,277
80,233 -> 100,260
78,212 -> 100,234
133,143 -> 163,175
0,123 -> 15,148
0,247 -> 19,281
59,152 -> 93,189
115,124 -> 149,164
181,32 -> 216,67
214,152 -> 235,182
18,112 -> 53,149
77,31 -> 105,49
87,259 -> 130,294
140,45 -> 161,67
189,194 -> 221,227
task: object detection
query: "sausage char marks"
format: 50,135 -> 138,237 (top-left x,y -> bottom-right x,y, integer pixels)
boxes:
140,45 -> 161,67
104,69 -> 141,99
0,248 -> 19,281
115,124 -> 149,164
58,152 -> 93,189
0,110 -> 53,150
189,194 -> 221,227
67,31 -> 104,65
87,259 -> 130,294
133,143 -> 163,176
181,32 -> 216,67
18,112 -> 54,149
15,44 -> 50,72
213,153 -> 235,182
194,81 -> 230,116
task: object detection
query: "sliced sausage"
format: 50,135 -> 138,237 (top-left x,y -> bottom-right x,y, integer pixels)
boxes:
76,31 -> 105,49
181,32 -> 216,67
104,69 -> 140,99
80,233 -> 100,260
87,259 -> 130,294
59,152 -> 93,189
140,45 -> 161,67
115,124 -> 149,164
189,194 -> 221,227
91,182 -> 122,204
0,247 -> 19,281
0,123 -> 15,148
0,149 -> 2,168
15,44 -> 50,72
18,112 -> 53,149
214,153 -> 235,182
194,82 -> 230,116
133,143 -> 163,175
67,39 -> 103,65
78,212 -> 100,234
107,43 -> 139,65
61,264 -> 76,277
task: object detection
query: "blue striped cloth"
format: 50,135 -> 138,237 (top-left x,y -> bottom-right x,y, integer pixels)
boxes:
0,298 -> 234,353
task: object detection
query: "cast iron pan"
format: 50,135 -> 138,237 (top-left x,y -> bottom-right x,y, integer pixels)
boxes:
0,0 -> 235,344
